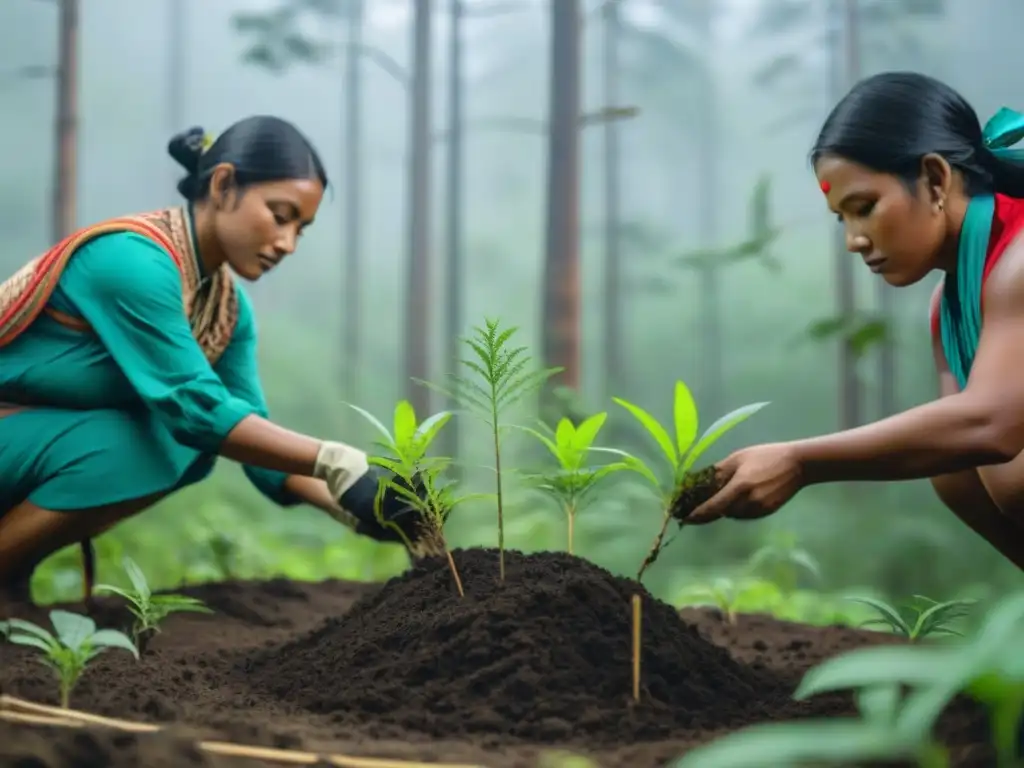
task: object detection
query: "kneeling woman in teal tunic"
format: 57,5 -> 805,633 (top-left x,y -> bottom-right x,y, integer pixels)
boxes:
683,73 -> 1024,571
0,116 -> 422,605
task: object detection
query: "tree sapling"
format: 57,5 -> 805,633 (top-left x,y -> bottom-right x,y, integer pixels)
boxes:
846,594 -> 977,642
349,398 -> 475,596
612,380 -> 769,580
92,556 -> 212,652
520,412 -> 629,554
0,610 -> 138,708
421,318 -> 560,581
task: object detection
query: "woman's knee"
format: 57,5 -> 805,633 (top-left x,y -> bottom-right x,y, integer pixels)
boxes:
0,492 -> 169,582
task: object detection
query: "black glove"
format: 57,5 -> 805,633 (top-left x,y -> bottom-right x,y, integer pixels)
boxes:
338,467 -> 429,545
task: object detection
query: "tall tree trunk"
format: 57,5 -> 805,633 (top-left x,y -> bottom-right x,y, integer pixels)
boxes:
601,0 -> 622,401
829,0 -> 861,429
859,2 -> 896,419
443,0 -> 464,459
541,0 -> 582,392
344,0 -> 365,398
52,0 -> 78,242
696,0 -> 721,415
405,0 -> 433,415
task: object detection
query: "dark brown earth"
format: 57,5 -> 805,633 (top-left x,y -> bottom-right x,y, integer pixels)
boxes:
0,548 -> 996,767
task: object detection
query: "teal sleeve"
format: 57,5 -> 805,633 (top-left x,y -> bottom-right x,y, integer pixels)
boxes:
213,289 -> 302,507
57,232 -> 258,451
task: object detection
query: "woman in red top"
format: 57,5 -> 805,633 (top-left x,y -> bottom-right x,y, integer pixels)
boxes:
688,71 -> 1024,570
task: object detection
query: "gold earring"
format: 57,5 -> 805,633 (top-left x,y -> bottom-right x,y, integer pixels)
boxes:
936,200 -> 945,212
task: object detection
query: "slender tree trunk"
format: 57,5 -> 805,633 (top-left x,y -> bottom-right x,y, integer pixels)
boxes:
601,0 -> 622,400
443,0 -> 464,459
405,0 -> 433,415
52,0 -> 79,242
826,0 -> 861,430
696,0 -> 721,415
541,0 -> 582,392
344,0 -> 365,398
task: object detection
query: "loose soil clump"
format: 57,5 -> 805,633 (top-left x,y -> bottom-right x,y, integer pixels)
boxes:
243,549 -> 808,745
0,549 -> 996,767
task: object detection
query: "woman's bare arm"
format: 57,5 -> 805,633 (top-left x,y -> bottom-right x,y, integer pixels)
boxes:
794,244 -> 1024,484
220,416 -> 322,477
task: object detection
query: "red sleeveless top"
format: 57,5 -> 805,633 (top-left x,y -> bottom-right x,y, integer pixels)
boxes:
929,193 -> 1024,338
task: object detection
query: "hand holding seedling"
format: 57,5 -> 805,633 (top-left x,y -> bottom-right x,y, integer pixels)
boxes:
338,465 -> 434,545
611,380 -> 769,580
314,439 -> 433,545
684,442 -> 804,525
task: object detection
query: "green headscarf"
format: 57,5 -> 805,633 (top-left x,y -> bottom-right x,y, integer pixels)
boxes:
939,107 -> 1024,389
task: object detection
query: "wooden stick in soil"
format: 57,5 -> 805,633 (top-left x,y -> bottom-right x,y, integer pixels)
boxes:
444,548 -> 465,597
631,594 -> 642,702
0,695 -> 485,768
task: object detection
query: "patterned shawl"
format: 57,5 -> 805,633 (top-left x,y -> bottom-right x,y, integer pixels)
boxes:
0,206 -> 238,363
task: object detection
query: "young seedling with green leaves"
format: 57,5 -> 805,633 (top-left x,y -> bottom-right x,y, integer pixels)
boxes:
745,530 -> 822,594
675,577 -> 747,625
846,594 -> 976,642
0,609 -> 138,708
612,380 -> 769,581
421,318 -> 560,581
349,398 -> 475,596
93,556 -> 212,651
519,412 -> 629,554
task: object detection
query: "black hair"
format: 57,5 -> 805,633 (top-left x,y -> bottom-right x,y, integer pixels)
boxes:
167,115 -> 328,202
811,71 -> 1024,198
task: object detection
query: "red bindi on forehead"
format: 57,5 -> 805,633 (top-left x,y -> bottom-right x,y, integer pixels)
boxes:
819,180 -> 831,194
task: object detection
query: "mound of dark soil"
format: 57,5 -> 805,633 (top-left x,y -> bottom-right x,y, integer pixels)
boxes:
242,548 -> 807,745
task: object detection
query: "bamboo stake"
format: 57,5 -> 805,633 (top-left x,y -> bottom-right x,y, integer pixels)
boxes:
0,695 -> 486,768
1,711 -> 81,727
631,594 -> 641,702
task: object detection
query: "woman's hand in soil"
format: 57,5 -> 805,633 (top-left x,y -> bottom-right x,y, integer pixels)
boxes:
684,443 -> 805,525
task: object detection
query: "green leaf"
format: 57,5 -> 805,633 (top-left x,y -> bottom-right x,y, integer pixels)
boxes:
682,402 -> 770,473
794,645 -> 960,701
92,585 -> 138,603
7,634 -> 54,654
347,403 -> 395,446
415,410 -> 453,448
122,557 -> 151,600
515,424 -> 561,461
392,400 -> 418,448
572,412 -> 608,452
49,610 -> 95,651
846,597 -> 912,636
4,618 -> 55,643
855,684 -> 901,724
612,397 -> 678,469
672,720 -> 917,767
88,630 -> 140,659
672,380 -> 699,457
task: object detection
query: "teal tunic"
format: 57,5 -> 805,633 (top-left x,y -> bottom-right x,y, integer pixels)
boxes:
0,229 -> 300,514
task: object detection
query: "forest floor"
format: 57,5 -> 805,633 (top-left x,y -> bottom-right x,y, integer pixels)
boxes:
0,548 -> 995,767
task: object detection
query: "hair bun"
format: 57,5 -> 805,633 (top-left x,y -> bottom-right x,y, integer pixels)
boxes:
167,127 -> 207,174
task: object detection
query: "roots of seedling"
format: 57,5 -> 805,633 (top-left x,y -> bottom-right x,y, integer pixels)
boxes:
398,518 -> 464,597
637,466 -> 722,582
668,465 -> 722,522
